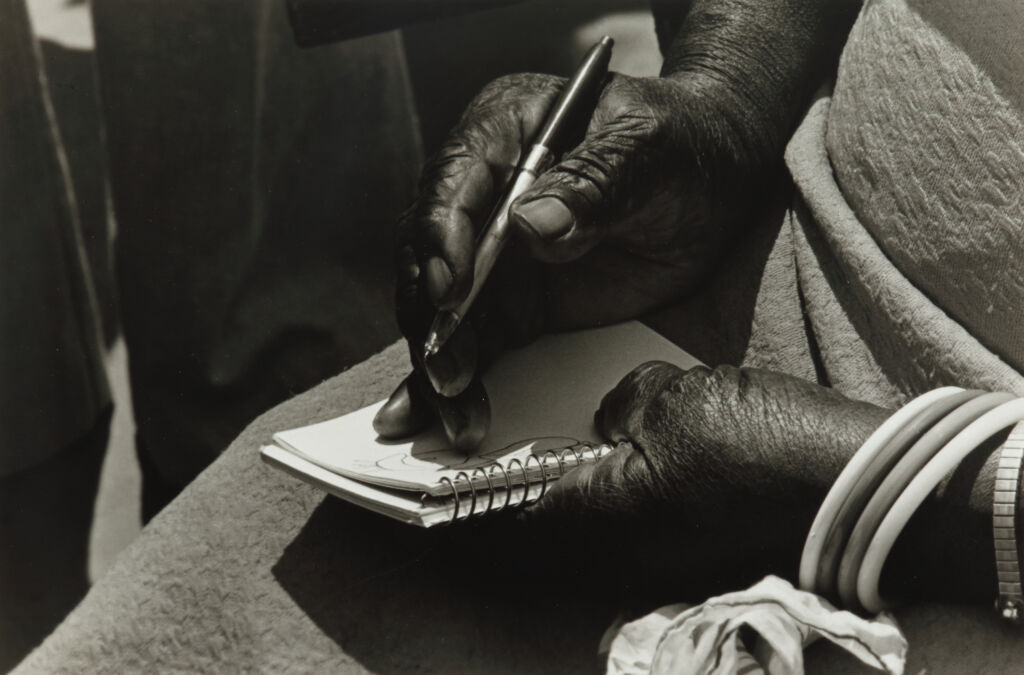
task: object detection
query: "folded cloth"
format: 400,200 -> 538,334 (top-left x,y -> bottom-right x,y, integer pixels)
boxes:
780,0 -> 1024,406
606,576 -> 906,675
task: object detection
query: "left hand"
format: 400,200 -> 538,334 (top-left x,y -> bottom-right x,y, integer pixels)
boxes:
524,362 -> 892,600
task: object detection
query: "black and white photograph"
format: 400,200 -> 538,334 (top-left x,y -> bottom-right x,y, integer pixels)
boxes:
2,0 -> 1022,672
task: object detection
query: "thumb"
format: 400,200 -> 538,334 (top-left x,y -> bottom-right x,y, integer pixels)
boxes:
521,441 -> 652,522
509,124 -> 642,263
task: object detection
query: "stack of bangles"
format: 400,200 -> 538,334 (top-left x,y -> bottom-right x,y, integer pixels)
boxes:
799,386 -> 1024,620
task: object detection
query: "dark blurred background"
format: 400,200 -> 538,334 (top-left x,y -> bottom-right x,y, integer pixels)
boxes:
0,0 -> 659,669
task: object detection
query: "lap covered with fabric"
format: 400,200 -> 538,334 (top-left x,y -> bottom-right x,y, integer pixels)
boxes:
12,341 -> 1023,674
13,344 -> 624,673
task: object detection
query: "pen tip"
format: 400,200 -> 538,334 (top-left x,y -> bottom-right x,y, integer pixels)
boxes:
423,334 -> 440,358
599,35 -> 613,47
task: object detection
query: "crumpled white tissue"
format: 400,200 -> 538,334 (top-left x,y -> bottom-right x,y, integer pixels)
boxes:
606,575 -> 906,675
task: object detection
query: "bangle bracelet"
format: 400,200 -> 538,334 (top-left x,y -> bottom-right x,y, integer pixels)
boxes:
851,392 -> 1011,613
857,398 -> 1024,615
816,390 -> 970,600
799,387 -> 964,594
836,390 -> 987,610
994,421 -> 1024,622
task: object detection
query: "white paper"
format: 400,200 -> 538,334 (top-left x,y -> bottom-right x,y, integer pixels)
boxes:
272,321 -> 700,495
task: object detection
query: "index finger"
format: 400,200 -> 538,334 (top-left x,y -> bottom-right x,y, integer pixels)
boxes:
397,151 -> 493,314
397,75 -> 565,316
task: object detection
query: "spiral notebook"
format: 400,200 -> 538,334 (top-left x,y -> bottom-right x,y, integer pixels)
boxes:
261,321 -> 700,527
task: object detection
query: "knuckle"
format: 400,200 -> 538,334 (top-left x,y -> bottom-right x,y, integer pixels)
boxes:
407,200 -> 468,254
545,148 -> 620,214
477,74 -> 528,99
595,77 -> 661,138
476,73 -> 563,105
674,364 -> 735,397
626,361 -> 682,399
632,360 -> 677,383
415,199 -> 452,229
555,126 -> 659,216
672,365 -> 746,428
558,149 -> 615,196
403,204 -> 450,255
419,141 -> 479,192
657,364 -> 726,437
462,74 -> 564,135
477,74 -> 524,99
660,365 -> 766,465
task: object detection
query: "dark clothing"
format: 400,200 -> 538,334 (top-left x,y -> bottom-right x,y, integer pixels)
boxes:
1,0 -> 421,493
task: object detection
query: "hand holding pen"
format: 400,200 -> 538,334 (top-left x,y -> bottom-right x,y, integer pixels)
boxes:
422,36 -> 615,357
375,36 -> 774,451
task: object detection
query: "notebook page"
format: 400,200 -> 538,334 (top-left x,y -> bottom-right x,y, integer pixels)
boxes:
262,444 -> 450,527
273,321 -> 700,495
262,444 -> 551,528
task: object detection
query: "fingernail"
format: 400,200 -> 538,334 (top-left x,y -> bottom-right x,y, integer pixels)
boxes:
373,379 -> 429,438
424,257 -> 453,305
423,328 -> 476,397
514,197 -> 574,239
424,349 -> 460,396
438,397 -> 489,453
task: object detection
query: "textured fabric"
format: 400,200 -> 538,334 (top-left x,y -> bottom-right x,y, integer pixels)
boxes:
15,347 -> 1024,674
828,0 -> 1024,376
13,343 -> 624,674
753,0 -> 1024,408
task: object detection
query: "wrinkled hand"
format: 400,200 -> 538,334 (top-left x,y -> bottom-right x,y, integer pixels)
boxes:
523,362 -> 891,600
375,71 -> 775,450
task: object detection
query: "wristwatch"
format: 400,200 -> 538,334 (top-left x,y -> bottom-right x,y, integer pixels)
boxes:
993,422 -> 1024,622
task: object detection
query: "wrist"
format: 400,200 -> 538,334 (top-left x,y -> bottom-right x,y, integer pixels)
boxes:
889,435 -> 1002,602
639,366 -> 889,505
658,0 -> 861,163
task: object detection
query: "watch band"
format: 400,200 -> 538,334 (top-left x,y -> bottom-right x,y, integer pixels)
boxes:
994,421 -> 1024,622
858,398 -> 1024,616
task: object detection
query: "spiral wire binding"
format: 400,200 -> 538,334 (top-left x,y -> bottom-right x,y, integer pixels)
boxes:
490,462 -> 513,512
473,466 -> 496,514
439,476 -> 459,522
506,457 -> 528,509
443,443 -> 613,524
524,454 -> 547,497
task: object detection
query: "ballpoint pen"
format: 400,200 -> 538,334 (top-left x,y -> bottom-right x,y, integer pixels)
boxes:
422,35 -> 614,358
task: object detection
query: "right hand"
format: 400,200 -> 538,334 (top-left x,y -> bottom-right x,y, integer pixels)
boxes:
373,69 -> 782,451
